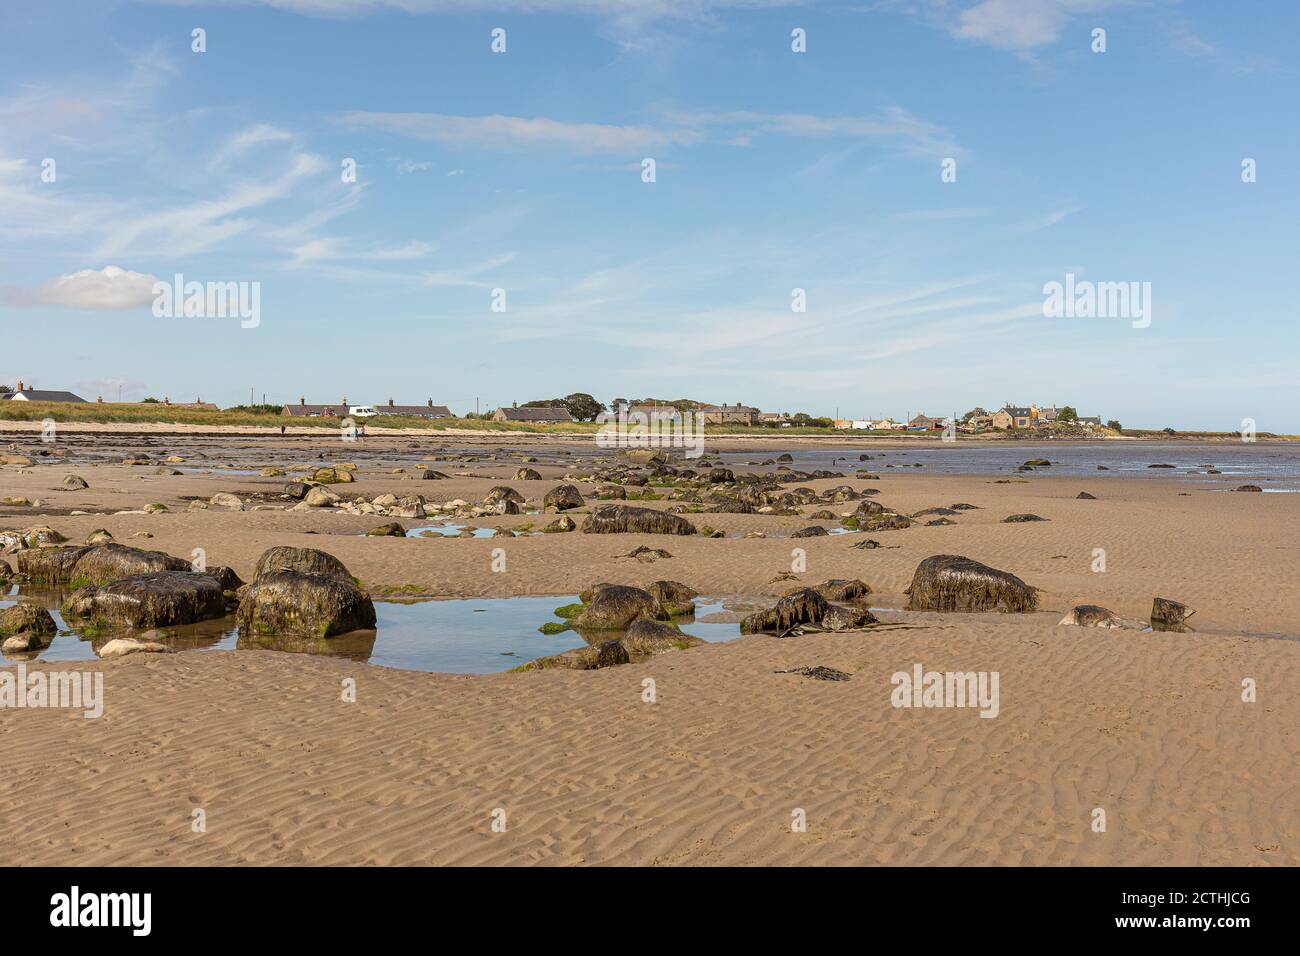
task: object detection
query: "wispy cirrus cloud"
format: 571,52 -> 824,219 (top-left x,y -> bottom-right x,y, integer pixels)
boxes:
338,105 -> 961,156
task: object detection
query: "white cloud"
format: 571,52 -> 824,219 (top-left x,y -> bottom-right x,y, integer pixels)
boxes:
6,265 -> 159,310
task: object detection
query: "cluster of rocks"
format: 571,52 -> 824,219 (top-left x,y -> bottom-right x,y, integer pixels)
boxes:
739,579 -> 878,635
1059,597 -> 1195,632
521,581 -> 705,670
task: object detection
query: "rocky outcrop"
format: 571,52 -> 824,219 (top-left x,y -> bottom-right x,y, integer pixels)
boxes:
581,505 -> 697,536
252,546 -> 354,583
0,603 -> 57,639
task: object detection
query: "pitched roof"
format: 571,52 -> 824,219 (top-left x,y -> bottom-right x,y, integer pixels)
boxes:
377,405 -> 452,418
497,406 -> 573,422
1000,406 -> 1034,417
1,389 -> 87,403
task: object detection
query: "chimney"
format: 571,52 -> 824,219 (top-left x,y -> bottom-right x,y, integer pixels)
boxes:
512,401 -> 517,408
97,396 -> 104,403
342,396 -> 348,406
299,396 -> 305,406
388,398 -> 394,407
17,380 -> 23,392
427,399 -> 433,408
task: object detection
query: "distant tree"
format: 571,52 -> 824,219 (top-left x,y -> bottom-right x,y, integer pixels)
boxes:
141,396 -> 160,403
791,412 -> 813,425
0,384 -> 12,393
1106,419 -> 1123,432
1058,406 -> 1078,422
610,398 -> 628,415
810,417 -> 834,429
560,392 -> 606,422
1162,427 -> 1176,435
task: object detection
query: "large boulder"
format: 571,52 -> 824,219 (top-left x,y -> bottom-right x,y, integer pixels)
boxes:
543,484 -> 584,511
514,467 -> 542,480
905,555 -> 1037,613
62,571 -> 228,629
740,588 -> 829,634
236,570 -> 376,638
574,585 -> 667,630
61,474 -> 89,490
16,546 -> 91,583
209,493 -> 244,511
581,504 -> 697,536
252,546 -> 354,583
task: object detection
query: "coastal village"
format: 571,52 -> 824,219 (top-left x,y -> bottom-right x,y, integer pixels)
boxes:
1,382 -> 1107,433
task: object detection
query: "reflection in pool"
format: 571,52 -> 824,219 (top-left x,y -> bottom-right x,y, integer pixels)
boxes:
1,586 -> 743,674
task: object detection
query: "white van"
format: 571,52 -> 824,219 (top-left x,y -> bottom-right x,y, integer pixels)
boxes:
348,405 -> 378,418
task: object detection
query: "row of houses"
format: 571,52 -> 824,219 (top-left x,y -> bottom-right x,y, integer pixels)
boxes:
830,405 -> 1104,432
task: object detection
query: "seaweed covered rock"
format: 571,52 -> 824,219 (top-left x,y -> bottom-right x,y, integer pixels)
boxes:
574,585 -> 667,630
858,513 -> 913,532
522,639 -> 630,671
645,580 -> 698,616
0,603 -> 57,638
514,467 -> 542,481
16,545 -> 90,582
808,579 -> 872,603
1002,513 -> 1048,523
905,555 -> 1037,613
542,515 -> 576,533
581,504 -> 697,536
621,619 -> 705,657
367,522 -> 406,537
543,484 -> 584,512
67,543 -> 192,586
740,588 -> 829,635
790,526 -> 829,538
62,571 -> 228,629
237,569 -> 376,639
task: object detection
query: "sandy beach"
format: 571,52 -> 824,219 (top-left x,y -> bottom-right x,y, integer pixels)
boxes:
1,434 -> 1297,865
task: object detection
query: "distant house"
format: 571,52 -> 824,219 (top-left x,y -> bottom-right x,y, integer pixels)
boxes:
699,403 -> 759,425
284,397 -> 351,418
870,419 -> 903,431
992,406 -> 1036,430
375,399 -> 453,419
1,381 -> 86,403
1038,405 -> 1062,423
493,405 -> 574,424
1077,416 -> 1102,426
908,413 -> 945,430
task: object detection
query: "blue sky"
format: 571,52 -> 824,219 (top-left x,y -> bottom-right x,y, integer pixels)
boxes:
1,0 -> 1296,429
